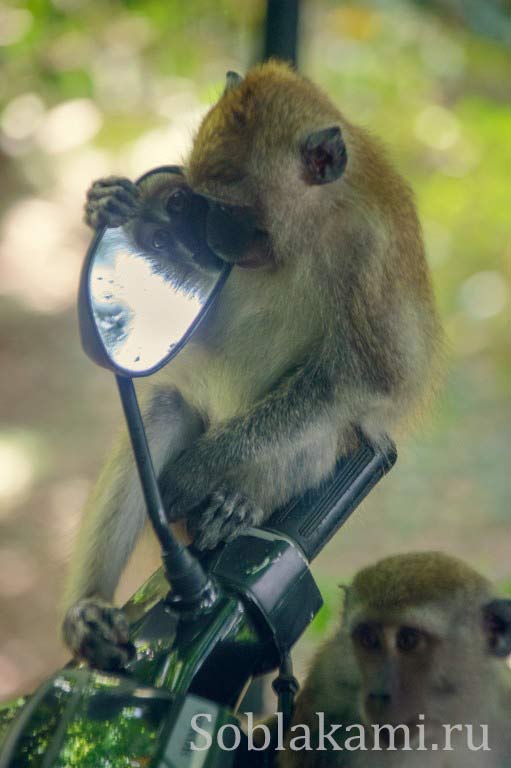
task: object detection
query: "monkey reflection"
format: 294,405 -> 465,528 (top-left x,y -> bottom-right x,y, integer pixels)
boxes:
85,168 -> 223,292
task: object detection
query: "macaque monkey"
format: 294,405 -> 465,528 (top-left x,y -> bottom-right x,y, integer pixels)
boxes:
278,552 -> 511,768
63,61 -> 441,668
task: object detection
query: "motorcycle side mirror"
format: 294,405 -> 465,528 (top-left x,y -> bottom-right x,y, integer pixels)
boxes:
78,165 -> 231,377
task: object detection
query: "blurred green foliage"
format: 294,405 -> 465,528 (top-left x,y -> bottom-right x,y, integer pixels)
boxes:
0,0 -> 262,106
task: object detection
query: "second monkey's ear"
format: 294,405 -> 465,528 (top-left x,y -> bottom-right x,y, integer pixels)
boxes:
301,126 -> 347,185
483,599 -> 511,658
339,584 -> 354,620
224,71 -> 244,93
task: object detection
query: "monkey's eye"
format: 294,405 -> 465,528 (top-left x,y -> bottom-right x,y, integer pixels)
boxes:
166,188 -> 188,214
152,229 -> 170,250
396,627 -> 424,653
353,623 -> 381,652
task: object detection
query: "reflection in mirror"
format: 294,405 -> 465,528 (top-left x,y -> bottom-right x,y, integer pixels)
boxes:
88,225 -> 225,375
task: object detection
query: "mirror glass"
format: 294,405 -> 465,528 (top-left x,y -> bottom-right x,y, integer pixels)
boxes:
81,167 -> 229,376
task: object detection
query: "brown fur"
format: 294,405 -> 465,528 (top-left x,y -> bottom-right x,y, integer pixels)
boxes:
352,552 -> 491,612
188,60 -> 442,439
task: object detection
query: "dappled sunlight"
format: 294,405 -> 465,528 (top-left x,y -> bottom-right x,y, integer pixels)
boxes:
53,148 -> 112,203
35,99 -> 103,155
418,29 -> 466,81
91,49 -> 147,111
123,115 -> 204,177
0,7 -> 32,47
0,198 -> 81,312
154,77 -> 203,120
415,105 -> 461,152
440,137 -> 481,178
1,93 -> 45,145
0,436 -> 36,513
0,548 -> 39,599
422,220 -> 452,267
459,271 -> 509,320
1,97 -> 103,159
446,312 -> 497,358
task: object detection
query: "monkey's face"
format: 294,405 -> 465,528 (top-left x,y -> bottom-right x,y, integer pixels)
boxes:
352,610 -> 481,746
187,63 -> 348,252
350,598 -> 511,747
352,617 -> 443,742
205,201 -> 272,269
344,554 -> 511,750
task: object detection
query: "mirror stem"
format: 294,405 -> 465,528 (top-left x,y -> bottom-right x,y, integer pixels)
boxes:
116,375 -> 210,604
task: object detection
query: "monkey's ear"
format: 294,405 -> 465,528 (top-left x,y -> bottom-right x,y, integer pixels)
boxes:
224,71 -> 244,93
339,584 -> 353,619
301,126 -> 347,185
483,599 -> 511,658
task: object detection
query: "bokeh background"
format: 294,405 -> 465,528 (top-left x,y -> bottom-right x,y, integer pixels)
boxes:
0,0 -> 509,703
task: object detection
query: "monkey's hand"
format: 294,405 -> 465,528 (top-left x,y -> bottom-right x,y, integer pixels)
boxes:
160,455 -> 264,549
62,598 -> 135,672
189,484 -> 265,550
84,176 -> 140,230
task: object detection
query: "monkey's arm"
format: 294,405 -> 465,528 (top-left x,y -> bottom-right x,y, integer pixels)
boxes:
62,432 -> 147,668
201,356 -> 339,467
62,386 -> 204,668
159,350 -> 370,548
161,234 -> 413,549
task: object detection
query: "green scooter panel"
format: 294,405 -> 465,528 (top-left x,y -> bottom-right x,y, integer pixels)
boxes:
0,669 -> 237,767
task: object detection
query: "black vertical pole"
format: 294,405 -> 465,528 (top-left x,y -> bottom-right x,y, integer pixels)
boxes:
116,375 -> 209,603
263,0 -> 301,66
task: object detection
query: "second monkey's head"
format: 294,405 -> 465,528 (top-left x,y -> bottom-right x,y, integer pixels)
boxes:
186,61 -> 349,268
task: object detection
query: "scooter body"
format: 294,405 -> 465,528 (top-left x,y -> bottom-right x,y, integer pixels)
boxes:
0,439 -> 396,767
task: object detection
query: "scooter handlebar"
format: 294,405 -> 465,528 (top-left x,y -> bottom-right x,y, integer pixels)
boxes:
263,436 -> 397,562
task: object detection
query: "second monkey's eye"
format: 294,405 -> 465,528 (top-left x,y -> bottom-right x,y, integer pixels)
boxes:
353,623 -> 381,652
396,626 -> 424,653
152,229 -> 170,251
166,188 -> 188,214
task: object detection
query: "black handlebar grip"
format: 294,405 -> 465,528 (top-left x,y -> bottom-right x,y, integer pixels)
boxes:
263,436 -> 397,562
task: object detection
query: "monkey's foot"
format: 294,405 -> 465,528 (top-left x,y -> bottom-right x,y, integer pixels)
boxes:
85,176 -> 140,230
191,486 -> 264,550
63,598 -> 135,672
